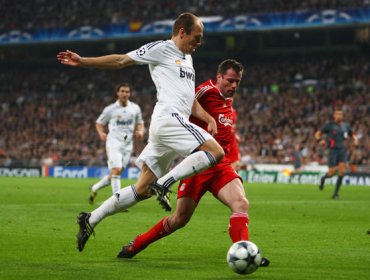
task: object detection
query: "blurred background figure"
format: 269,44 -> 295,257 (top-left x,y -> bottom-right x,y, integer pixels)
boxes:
315,108 -> 359,199
89,83 -> 144,204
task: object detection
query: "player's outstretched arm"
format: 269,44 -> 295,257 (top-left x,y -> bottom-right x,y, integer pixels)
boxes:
56,50 -> 136,69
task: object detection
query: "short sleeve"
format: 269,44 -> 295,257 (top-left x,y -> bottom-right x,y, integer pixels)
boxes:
321,123 -> 330,134
135,105 -> 144,124
96,107 -> 110,125
126,40 -> 165,65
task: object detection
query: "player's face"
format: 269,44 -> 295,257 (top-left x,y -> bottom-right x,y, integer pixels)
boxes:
334,110 -> 343,123
216,68 -> 242,98
117,86 -> 131,105
182,21 -> 203,54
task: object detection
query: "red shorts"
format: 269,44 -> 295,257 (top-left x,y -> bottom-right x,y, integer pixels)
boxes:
177,158 -> 242,203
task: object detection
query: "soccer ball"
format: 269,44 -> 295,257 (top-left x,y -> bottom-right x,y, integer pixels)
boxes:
226,240 -> 262,275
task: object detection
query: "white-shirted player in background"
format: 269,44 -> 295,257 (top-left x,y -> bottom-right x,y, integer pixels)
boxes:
89,83 -> 144,204
57,13 -> 224,254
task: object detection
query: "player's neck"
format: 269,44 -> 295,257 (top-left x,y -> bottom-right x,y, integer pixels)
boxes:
119,100 -> 128,107
171,37 -> 186,57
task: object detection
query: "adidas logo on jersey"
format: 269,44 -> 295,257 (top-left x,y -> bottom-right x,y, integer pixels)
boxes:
180,67 -> 195,81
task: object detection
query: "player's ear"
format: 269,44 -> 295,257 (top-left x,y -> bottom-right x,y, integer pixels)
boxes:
179,27 -> 186,39
216,72 -> 222,81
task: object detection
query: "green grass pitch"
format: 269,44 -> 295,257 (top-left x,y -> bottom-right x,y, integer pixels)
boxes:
0,177 -> 369,280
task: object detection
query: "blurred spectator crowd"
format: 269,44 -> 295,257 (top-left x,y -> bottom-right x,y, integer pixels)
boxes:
0,55 -> 369,170
1,0 -> 369,31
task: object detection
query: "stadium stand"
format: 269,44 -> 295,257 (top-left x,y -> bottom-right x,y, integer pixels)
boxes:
0,55 -> 368,168
1,0 -> 369,30
0,1 -> 369,171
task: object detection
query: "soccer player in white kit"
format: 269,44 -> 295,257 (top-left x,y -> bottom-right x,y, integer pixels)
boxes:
89,83 -> 144,204
57,12 -> 224,253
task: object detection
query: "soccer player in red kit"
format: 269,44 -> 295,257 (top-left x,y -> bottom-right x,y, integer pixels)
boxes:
117,59 -> 269,266
229,107 -> 242,171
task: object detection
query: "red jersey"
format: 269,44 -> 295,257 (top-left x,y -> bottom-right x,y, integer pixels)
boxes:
190,79 -> 234,157
177,80 -> 242,202
229,108 -> 241,162
231,107 -> 238,135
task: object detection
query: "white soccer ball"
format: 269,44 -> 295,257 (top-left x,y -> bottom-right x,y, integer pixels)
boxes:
226,240 -> 262,275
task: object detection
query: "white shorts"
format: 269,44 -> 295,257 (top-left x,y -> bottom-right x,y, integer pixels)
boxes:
106,144 -> 132,170
136,113 -> 213,178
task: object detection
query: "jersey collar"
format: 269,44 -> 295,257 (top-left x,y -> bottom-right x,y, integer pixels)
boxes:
116,100 -> 129,107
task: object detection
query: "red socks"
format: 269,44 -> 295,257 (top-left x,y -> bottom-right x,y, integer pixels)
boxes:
132,213 -> 249,254
229,212 -> 249,242
133,217 -> 173,252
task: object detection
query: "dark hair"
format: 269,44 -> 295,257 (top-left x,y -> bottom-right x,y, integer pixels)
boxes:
217,59 -> 244,75
173,13 -> 198,35
115,83 -> 131,93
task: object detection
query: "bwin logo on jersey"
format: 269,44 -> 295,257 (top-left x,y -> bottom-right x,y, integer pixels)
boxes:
180,68 -> 195,81
116,119 -> 133,126
218,114 -> 233,126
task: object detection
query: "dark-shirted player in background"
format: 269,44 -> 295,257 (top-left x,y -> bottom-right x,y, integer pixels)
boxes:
315,107 -> 358,199
291,144 -> 303,174
117,59 -> 269,266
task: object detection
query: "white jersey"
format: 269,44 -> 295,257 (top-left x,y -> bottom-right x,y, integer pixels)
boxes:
96,100 -> 143,148
127,40 -> 195,119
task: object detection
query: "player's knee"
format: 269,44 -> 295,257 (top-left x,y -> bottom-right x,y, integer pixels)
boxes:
201,140 -> 225,163
215,147 -> 225,163
327,170 -> 335,177
134,183 -> 152,199
231,197 -> 249,213
209,144 -> 224,163
111,167 -> 122,175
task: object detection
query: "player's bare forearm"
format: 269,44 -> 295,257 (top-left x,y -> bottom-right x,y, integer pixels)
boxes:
135,123 -> 145,140
57,50 -> 135,69
191,100 -> 217,135
96,123 -> 107,141
79,54 -> 135,69
314,131 -> 322,140
191,100 -> 211,123
314,131 -> 326,146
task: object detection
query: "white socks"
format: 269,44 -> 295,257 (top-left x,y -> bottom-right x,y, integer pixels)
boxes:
89,185 -> 139,228
91,174 -> 121,194
91,175 -> 110,192
88,151 -> 217,228
157,151 -> 216,188
110,175 -> 121,194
